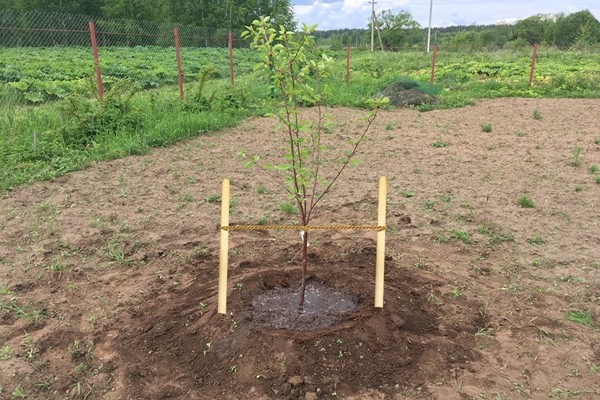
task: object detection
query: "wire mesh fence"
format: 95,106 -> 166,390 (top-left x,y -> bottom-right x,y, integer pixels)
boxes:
0,10 -> 248,109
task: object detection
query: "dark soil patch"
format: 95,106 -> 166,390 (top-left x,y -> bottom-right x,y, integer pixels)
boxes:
107,245 -> 484,399
252,280 -> 357,330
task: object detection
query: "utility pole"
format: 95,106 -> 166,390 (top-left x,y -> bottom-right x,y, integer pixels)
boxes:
370,0 -> 375,52
427,0 -> 433,53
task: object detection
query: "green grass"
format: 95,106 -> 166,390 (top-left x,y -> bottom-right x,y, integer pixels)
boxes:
0,344 -> 13,360
431,139 -> 449,148
279,202 -> 298,215
204,194 -> 221,203
570,147 -> 584,167
517,196 -> 535,208
0,297 -> 45,322
533,110 -> 542,120
0,79 -> 265,192
588,165 -> 599,174
450,229 -> 474,244
399,190 -> 416,198
595,176 -> 600,185
565,310 -> 595,328
527,234 -> 545,245
478,225 -> 514,247
481,123 -> 492,133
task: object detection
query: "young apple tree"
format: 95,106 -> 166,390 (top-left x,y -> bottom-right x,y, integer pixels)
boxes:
240,17 -> 387,310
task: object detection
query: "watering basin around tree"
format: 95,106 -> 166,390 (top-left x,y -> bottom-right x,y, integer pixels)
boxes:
251,280 -> 358,331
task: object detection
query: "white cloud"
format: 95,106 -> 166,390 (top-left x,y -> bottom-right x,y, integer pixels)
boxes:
341,0 -> 368,13
294,4 -> 316,18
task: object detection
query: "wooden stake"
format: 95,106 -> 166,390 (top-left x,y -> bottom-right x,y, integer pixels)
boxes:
375,176 -> 386,308
174,27 -> 184,100
88,21 -> 104,100
529,43 -> 539,87
228,31 -> 234,88
346,46 -> 350,85
430,45 -> 438,84
218,179 -> 230,314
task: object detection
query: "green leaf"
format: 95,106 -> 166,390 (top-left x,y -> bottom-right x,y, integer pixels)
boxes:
350,159 -> 361,169
276,163 -> 293,171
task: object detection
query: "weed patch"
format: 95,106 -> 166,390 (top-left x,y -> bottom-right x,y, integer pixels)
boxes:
566,310 -> 595,328
517,196 -> 535,208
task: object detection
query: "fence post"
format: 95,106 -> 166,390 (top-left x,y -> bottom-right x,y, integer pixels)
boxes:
430,45 -> 438,84
346,46 -> 351,85
228,31 -> 234,88
174,27 -> 185,100
529,43 -> 539,87
88,21 -> 104,100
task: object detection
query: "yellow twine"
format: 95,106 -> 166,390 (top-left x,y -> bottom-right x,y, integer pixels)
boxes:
220,225 -> 385,231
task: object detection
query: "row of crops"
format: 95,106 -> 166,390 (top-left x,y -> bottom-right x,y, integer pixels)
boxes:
2,46 -> 600,107
0,46 -> 262,105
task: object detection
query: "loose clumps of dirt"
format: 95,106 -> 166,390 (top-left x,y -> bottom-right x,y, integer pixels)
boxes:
112,247 -> 484,399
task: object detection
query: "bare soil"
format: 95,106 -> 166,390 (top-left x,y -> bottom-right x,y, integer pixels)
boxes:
1,98 -> 599,399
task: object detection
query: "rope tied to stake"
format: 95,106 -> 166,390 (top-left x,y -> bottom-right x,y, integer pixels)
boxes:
220,224 -> 386,232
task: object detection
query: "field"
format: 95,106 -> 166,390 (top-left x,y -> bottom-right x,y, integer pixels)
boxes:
2,46 -> 600,106
1,98 -> 599,399
1,45 -> 600,399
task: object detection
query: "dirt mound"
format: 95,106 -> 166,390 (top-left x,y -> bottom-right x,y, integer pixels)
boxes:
380,80 -> 437,107
108,244 -> 484,399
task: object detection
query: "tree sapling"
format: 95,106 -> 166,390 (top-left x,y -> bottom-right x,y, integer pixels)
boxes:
240,17 -> 387,311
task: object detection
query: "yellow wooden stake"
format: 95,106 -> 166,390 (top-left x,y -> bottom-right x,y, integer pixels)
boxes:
374,176 -> 387,308
218,179 -> 230,314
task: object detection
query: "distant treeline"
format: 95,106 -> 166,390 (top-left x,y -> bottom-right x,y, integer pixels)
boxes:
315,10 -> 600,51
0,0 -> 295,30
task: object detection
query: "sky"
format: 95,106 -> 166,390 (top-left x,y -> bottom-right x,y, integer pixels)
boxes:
291,0 -> 600,30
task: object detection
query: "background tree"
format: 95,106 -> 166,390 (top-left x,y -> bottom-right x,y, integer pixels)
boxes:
369,9 -> 422,50
552,10 -> 600,48
512,14 -> 553,45
101,0 -> 166,21
1,0 -> 102,15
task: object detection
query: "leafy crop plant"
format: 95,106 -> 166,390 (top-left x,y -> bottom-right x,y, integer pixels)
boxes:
241,17 -> 387,311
